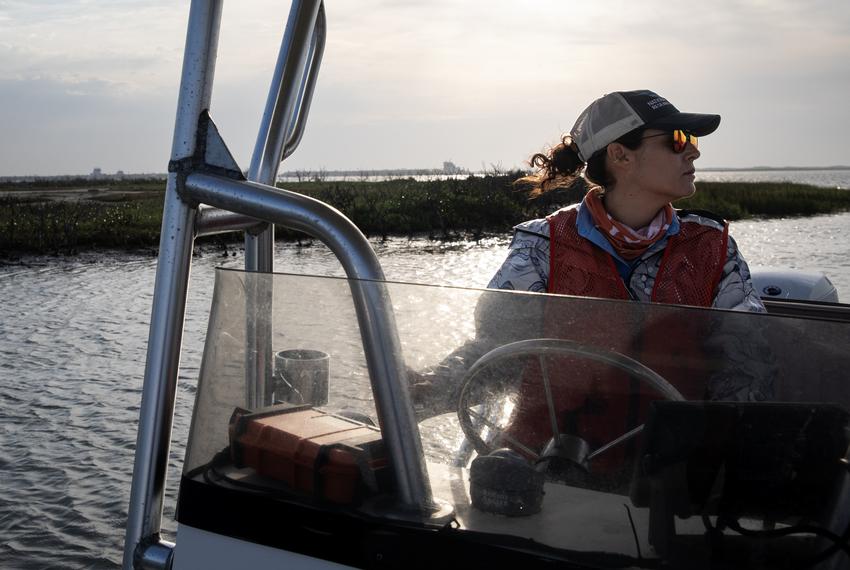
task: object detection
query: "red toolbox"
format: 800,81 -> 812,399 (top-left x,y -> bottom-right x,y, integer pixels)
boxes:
228,404 -> 390,504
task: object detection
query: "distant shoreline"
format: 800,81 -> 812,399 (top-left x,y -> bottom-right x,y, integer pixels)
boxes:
2,166 -> 850,184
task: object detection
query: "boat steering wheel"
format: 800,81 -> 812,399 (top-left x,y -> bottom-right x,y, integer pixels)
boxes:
456,338 -> 685,465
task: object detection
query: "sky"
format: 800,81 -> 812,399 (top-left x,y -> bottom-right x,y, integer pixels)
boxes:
1,0 -> 849,176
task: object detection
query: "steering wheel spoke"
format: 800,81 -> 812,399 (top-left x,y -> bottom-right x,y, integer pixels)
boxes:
466,406 -> 541,459
538,355 -> 562,452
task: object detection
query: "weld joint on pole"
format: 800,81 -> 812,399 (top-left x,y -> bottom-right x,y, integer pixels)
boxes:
168,110 -> 246,208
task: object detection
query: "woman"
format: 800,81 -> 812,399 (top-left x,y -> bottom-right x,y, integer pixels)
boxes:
489,89 -> 764,312
464,91 -> 774,471
411,91 -> 773,432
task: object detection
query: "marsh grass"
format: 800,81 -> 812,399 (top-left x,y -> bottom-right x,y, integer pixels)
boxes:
1,177 -> 848,255
0,195 -> 163,255
682,182 -> 850,219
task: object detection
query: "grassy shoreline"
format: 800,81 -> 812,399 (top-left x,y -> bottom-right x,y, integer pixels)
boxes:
2,176 -> 849,256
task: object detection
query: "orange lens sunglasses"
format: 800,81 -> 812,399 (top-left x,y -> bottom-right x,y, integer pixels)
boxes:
642,129 -> 698,153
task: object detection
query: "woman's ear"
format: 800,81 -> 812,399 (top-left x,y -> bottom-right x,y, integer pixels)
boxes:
607,143 -> 630,165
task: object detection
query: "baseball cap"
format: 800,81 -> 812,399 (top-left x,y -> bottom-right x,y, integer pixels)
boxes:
569,90 -> 721,162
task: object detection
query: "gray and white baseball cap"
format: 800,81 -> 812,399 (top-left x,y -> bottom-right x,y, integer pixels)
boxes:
569,90 -> 721,162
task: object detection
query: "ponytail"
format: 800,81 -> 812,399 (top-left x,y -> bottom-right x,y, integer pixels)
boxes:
516,127 -> 647,197
515,136 -> 584,197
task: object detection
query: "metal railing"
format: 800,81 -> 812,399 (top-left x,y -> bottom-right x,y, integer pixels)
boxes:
121,1 -> 432,568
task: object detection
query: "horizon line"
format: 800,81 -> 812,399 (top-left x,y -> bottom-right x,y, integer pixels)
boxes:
2,165 -> 850,179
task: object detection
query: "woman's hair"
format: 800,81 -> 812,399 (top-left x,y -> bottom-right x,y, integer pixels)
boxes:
517,128 -> 646,196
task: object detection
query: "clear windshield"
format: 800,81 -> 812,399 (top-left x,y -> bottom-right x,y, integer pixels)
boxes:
184,268 -> 850,567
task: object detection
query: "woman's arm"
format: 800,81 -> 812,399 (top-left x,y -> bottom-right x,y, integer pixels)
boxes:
712,235 -> 766,312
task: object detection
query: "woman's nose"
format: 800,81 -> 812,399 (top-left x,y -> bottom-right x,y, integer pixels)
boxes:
687,143 -> 700,161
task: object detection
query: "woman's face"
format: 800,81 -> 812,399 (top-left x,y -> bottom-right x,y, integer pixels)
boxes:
629,128 -> 701,203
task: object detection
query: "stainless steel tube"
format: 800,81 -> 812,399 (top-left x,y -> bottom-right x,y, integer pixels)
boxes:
248,0 -> 322,184
136,540 -> 175,570
196,205 -> 263,237
186,173 -> 382,285
244,1 -> 324,407
124,176 -> 197,570
168,3 -> 221,162
282,3 -> 325,160
184,172 -> 434,509
243,226 -> 274,409
244,230 -> 275,272
244,0 -> 324,267
123,0 -> 222,567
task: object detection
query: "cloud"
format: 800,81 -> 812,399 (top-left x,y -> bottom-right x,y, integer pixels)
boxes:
0,0 -> 185,93
1,0 -> 848,174
0,76 -> 174,175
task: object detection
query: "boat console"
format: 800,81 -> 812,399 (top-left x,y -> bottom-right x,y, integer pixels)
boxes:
170,270 -> 850,569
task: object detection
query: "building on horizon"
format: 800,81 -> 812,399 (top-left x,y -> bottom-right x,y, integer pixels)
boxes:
442,161 -> 462,174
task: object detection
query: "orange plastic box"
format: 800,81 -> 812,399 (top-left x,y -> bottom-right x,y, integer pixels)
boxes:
228,404 -> 390,504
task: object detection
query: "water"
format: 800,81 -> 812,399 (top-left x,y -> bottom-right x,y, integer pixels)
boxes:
697,168 -> 850,189
1,211 -> 849,569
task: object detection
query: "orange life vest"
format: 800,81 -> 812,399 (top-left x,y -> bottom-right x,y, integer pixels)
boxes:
546,208 -> 729,305
506,208 -> 729,477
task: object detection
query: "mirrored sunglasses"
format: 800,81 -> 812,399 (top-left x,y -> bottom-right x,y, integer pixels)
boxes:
641,129 -> 698,153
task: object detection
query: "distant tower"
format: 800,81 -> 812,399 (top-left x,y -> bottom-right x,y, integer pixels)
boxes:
91,167 -> 103,179
442,161 -> 460,174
